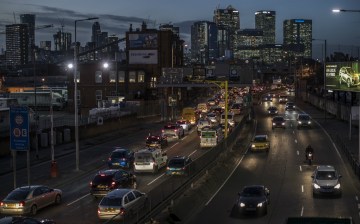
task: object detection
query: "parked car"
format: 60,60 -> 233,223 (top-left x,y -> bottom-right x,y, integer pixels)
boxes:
312,165 -> 342,197
272,116 -> 286,130
90,169 -> 137,198
297,113 -> 312,129
0,185 -> 62,216
234,185 -> 270,216
0,216 -> 56,224
107,147 -> 134,169
146,135 -> 168,149
250,135 -> 270,152
166,156 -> 193,176
97,189 -> 147,220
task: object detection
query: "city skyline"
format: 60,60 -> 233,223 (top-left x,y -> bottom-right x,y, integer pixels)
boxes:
0,0 -> 359,59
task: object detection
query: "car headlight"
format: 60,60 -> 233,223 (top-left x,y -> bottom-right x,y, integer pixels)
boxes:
313,183 -> 320,189
257,202 -> 263,207
272,123 -> 276,125
308,121 -> 311,124
298,121 -> 302,124
282,122 -> 285,125
251,144 -> 256,148
334,183 -> 341,189
240,202 -> 245,207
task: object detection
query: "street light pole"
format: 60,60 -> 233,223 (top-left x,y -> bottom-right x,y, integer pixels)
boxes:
74,17 -> 98,171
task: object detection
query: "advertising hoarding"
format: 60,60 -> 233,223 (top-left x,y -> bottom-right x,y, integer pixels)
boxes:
129,50 -> 158,64
129,33 -> 158,48
325,62 -> 360,92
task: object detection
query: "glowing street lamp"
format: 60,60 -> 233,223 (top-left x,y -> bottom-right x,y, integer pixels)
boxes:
332,9 -> 360,13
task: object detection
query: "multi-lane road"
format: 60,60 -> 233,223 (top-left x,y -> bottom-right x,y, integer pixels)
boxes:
185,95 -> 360,223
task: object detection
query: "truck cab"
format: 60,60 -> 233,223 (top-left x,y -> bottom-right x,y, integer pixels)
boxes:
199,126 -> 223,148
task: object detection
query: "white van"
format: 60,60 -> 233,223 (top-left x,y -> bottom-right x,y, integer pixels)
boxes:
133,148 -> 168,173
200,126 -> 223,148
220,112 -> 235,127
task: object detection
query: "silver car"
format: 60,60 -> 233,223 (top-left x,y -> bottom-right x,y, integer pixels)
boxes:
98,188 -> 147,220
0,185 -> 62,215
312,165 -> 342,197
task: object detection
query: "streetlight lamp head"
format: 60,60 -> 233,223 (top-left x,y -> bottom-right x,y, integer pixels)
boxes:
103,62 -> 109,69
332,9 -> 341,13
68,63 -> 73,69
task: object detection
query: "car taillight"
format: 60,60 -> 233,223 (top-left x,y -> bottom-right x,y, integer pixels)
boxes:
120,208 -> 126,215
98,208 -> 101,214
0,202 -> 3,206
166,167 -> 170,170
162,129 -> 164,133
90,181 -> 93,186
18,201 -> 25,207
111,181 -> 116,186
108,157 -> 111,161
121,158 -> 126,161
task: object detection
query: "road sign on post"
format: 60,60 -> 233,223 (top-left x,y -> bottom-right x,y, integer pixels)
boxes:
10,106 -> 30,151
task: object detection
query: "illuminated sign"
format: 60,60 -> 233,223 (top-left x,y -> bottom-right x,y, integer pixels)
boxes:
295,19 -> 304,23
325,62 -> 360,92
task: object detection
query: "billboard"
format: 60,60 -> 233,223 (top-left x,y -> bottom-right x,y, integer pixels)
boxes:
325,62 -> 360,92
10,106 -> 29,151
129,50 -> 158,64
129,33 -> 158,48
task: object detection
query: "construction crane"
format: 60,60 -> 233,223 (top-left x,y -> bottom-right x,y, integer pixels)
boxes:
0,24 -> 53,34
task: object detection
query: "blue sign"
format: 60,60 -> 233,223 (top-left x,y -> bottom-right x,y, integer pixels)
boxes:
10,106 -> 29,151
295,19 -> 304,23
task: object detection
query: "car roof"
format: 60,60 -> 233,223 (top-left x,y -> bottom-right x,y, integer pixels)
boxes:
242,185 -> 265,190
105,188 -> 133,198
112,147 -> 129,152
316,165 -> 336,172
170,156 -> 188,160
97,169 -> 119,176
254,135 -> 267,138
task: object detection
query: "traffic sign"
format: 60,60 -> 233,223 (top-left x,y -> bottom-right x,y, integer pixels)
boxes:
10,106 -> 30,151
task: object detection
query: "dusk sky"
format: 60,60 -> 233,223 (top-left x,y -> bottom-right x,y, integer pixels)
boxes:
0,0 -> 359,59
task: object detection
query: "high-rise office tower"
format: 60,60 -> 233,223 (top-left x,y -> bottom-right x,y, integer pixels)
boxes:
5,24 -> 29,66
20,14 -> 35,62
191,21 -> 218,64
255,10 -> 276,45
234,29 -> 263,59
283,19 -> 312,58
92,22 -> 101,46
53,31 -> 72,51
213,5 -> 240,56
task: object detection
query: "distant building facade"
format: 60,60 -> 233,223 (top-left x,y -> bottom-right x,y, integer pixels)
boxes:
283,19 -> 312,58
5,24 -> 29,66
255,10 -> 276,45
20,14 -> 35,63
191,21 -> 218,64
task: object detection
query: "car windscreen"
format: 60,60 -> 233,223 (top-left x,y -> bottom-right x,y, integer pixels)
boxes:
168,159 -> 185,168
176,121 -> 186,125
164,125 -> 177,130
135,153 -> 154,162
242,187 -> 263,197
254,136 -> 267,142
111,151 -> 127,158
100,197 -> 123,206
299,115 -> 310,120
147,136 -> 160,142
273,117 -> 284,122
6,189 -> 30,200
93,175 -> 113,184
316,171 -> 337,180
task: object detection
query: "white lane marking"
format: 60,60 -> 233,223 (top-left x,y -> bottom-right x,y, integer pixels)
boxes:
182,136 -> 188,140
170,142 -> 179,149
147,173 -> 165,186
301,206 -> 304,216
356,196 -> 359,201
295,139 -> 297,144
297,151 -> 299,156
67,193 -> 90,206
301,185 -> 304,193
205,155 -> 245,206
188,150 -> 197,158
299,165 -> 302,172
358,204 -> 360,209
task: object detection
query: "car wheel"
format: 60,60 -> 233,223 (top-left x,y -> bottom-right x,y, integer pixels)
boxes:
55,194 -> 62,204
30,205 -> 37,216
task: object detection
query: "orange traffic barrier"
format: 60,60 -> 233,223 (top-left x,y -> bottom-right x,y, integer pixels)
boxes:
50,160 -> 59,178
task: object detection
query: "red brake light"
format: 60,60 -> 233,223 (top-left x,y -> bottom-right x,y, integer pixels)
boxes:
111,181 -> 116,186
19,201 -> 25,207
98,208 -> 101,214
0,202 -> 3,206
108,157 -> 111,161
100,174 -> 106,176
120,208 -> 126,215
90,181 -> 93,186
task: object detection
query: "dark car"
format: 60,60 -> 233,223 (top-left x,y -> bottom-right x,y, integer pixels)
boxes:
297,114 -> 312,129
107,148 -> 134,169
234,185 -> 270,216
0,216 -> 56,224
146,135 -> 168,149
272,116 -> 286,130
267,106 -> 278,115
90,169 -> 137,198
285,102 -> 296,111
166,156 -> 193,176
